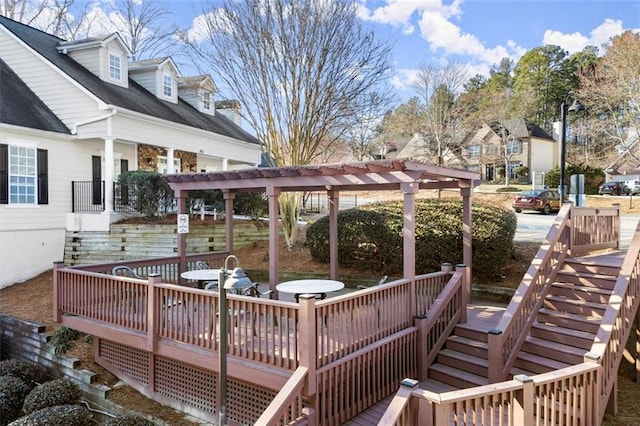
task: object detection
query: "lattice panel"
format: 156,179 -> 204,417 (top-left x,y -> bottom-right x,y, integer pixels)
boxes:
156,355 -> 277,424
99,339 -> 149,385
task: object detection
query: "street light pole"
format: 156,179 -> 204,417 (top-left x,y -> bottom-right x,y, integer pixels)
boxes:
559,95 -> 585,204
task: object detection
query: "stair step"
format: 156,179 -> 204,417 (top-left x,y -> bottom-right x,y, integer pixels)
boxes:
543,295 -> 607,318
513,351 -> 572,374
522,336 -> 587,364
419,379 -> 459,393
562,258 -> 623,276
510,367 -> 536,378
445,335 -> 488,358
428,363 -> 487,389
550,282 -> 612,303
555,271 -> 617,289
530,322 -> 595,350
437,349 -> 488,377
537,308 -> 601,334
454,323 -> 489,342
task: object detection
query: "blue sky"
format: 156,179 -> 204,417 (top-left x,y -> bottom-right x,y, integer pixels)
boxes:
46,0 -> 638,99
175,0 -> 639,97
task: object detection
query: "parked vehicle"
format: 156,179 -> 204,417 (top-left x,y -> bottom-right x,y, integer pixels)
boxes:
598,181 -> 630,196
631,182 -> 640,196
512,190 -> 561,215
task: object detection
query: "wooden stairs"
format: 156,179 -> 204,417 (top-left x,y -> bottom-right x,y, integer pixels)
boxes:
421,252 -> 622,392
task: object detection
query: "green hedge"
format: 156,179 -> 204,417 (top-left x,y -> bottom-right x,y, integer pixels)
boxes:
306,199 -> 516,280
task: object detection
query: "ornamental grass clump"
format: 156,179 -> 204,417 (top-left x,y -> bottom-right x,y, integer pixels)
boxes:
306,199 -> 516,280
22,379 -> 81,415
0,375 -> 31,426
8,404 -> 92,426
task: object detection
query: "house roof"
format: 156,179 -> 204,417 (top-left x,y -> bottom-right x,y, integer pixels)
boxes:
0,16 -> 259,145
493,118 -> 554,141
605,134 -> 640,175
0,58 -> 70,134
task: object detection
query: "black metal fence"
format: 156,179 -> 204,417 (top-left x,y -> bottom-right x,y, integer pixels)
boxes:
72,181 -> 139,213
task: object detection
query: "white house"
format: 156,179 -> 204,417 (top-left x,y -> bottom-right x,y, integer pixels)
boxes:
0,16 -> 262,288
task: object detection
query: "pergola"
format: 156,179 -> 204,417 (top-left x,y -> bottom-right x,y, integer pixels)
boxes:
166,159 -> 480,309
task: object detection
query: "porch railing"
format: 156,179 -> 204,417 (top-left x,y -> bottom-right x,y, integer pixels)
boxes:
72,181 -> 141,213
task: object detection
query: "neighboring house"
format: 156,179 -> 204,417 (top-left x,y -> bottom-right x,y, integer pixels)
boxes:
456,119 -> 556,184
0,16 -> 261,288
604,130 -> 640,185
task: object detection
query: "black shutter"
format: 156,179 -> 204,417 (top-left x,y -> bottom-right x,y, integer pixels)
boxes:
37,148 -> 48,204
0,144 -> 7,204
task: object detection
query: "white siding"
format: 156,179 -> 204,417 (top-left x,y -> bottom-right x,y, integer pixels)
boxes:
0,29 -> 102,127
129,69 -> 157,95
68,47 -> 100,76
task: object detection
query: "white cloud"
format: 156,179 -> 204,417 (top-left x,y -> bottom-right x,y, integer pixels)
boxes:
543,19 -> 633,54
358,0 -> 462,35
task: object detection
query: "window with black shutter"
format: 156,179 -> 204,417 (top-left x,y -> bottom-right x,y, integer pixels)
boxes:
0,144 -> 7,204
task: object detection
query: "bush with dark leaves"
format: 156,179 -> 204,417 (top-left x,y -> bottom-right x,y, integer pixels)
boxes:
0,376 -> 31,426
103,414 -> 158,425
22,379 -> 81,415
8,404 -> 92,426
307,199 -> 517,280
0,360 -> 47,390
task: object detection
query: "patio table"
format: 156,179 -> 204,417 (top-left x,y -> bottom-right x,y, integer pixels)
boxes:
180,269 -> 221,290
276,279 -> 344,302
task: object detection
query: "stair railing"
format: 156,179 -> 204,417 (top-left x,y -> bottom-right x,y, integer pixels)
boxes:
587,218 -> 640,422
487,203 -> 573,382
255,367 -> 313,425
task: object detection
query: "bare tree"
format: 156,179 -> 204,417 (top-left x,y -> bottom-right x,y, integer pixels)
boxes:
104,0 -> 179,61
413,62 -> 468,165
184,0 -> 393,247
342,90 -> 392,161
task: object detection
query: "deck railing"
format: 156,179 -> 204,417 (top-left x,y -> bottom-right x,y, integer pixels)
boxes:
255,367 -> 312,425
487,203 -> 572,382
382,363 -> 601,425
589,217 -> 640,420
570,205 -> 620,255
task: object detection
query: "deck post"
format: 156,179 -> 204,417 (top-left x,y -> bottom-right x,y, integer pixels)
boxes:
52,261 -> 65,322
298,295 -> 317,397
461,187 -> 472,309
223,190 -> 235,252
414,316 -> 429,381
456,264 -> 468,323
513,374 -> 534,426
147,273 -> 161,394
487,328 -> 503,383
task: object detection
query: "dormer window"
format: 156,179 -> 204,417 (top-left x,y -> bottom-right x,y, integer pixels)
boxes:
163,73 -> 173,97
203,92 -> 211,111
109,52 -> 122,82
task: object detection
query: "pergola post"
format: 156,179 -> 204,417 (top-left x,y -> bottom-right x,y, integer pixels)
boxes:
402,182 -> 418,318
267,186 -> 281,293
461,187 -> 472,311
223,190 -> 235,253
328,189 -> 339,280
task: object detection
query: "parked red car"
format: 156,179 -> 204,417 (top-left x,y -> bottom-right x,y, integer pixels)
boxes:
512,190 -> 561,215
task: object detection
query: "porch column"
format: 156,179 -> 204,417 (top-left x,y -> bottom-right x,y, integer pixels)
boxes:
222,158 -> 229,171
402,182 -> 418,318
103,137 -> 114,213
328,189 -> 339,280
167,148 -> 175,174
461,187 -> 472,313
223,191 -> 235,252
267,186 -> 281,293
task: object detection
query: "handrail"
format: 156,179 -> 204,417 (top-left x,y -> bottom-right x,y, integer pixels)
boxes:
588,217 -> 640,421
255,367 -> 311,426
487,203 -> 572,382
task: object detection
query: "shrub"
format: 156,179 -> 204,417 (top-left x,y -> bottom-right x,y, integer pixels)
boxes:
22,379 -> 81,415
234,192 -> 268,219
306,199 -> 517,280
0,376 -> 31,426
103,414 -> 158,425
0,360 -> 47,390
48,326 -> 80,355
495,186 -> 521,193
8,404 -> 92,426
118,171 -> 174,218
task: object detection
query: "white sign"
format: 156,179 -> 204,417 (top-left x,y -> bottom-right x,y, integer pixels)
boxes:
177,214 -> 189,234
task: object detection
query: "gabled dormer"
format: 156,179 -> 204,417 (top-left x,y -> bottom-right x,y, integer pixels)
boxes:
178,75 -> 217,115
129,57 -> 181,104
57,33 -> 131,88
